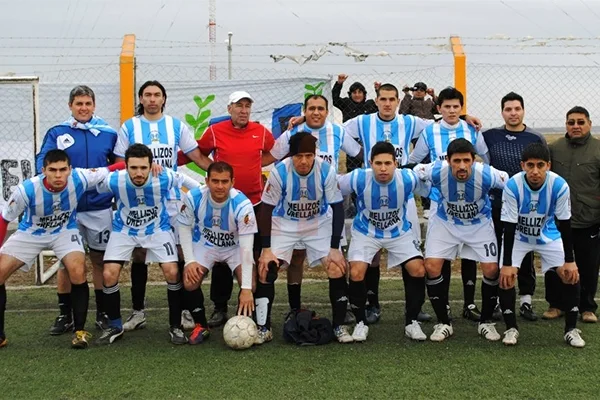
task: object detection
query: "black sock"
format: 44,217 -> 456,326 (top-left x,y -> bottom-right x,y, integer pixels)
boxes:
329,277 -> 348,328
480,275 -> 499,322
287,284 -> 301,310
0,284 -> 5,337
403,268 -> 426,326
130,262 -> 148,311
211,262 -> 234,312
188,287 -> 207,326
102,283 -> 121,324
177,261 -> 190,312
71,283 -> 89,331
348,279 -> 367,323
426,274 -> 450,324
442,261 -> 452,308
94,289 -> 104,317
365,266 -> 380,308
167,281 -> 183,328
562,281 -> 581,333
499,287 -> 518,331
461,259 -> 477,306
58,292 -> 72,318
254,281 -> 274,329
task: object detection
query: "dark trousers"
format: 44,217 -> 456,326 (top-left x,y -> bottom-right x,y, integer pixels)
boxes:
492,207 -> 536,296
573,225 -> 600,313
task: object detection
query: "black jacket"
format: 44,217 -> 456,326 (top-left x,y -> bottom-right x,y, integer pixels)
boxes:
332,81 -> 378,122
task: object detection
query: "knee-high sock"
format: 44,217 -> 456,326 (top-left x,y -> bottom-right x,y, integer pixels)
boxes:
442,261 -> 452,308
365,266 -> 380,308
57,292 -> 72,317
210,262 -> 234,311
167,281 -> 183,328
499,287 -> 518,331
254,281 -> 274,329
329,277 -> 348,328
94,289 -> 104,316
562,281 -> 581,333
426,274 -> 450,325
287,283 -> 301,311
481,275 -> 499,322
403,269 -> 425,326
348,279 -> 367,323
71,283 -> 89,331
130,262 -> 148,311
461,259 -> 477,306
103,283 -> 122,329
0,284 -> 5,336
187,287 -> 207,326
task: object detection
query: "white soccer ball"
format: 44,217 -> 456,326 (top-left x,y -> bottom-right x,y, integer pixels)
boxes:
223,316 -> 258,350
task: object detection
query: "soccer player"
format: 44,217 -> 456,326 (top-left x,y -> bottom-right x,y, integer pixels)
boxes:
409,87 -> 490,322
178,90 -> 274,328
35,85 -> 117,334
499,142 -> 584,347
113,80 -> 211,332
257,132 -> 347,343
0,149 -> 123,349
483,92 -> 547,322
263,94 -> 361,318
413,138 -> 508,342
96,144 -> 200,345
339,141 -> 427,342
177,161 -> 257,344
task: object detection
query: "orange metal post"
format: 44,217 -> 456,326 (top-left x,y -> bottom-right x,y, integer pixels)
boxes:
450,36 -> 467,114
120,34 -> 136,125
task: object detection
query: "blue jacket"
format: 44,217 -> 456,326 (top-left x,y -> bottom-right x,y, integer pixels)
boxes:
35,124 -> 118,212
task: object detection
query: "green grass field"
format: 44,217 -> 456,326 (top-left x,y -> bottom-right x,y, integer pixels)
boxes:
1,278 -> 599,399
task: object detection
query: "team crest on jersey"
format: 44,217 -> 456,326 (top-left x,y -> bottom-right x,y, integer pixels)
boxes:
412,239 -> 421,252
150,130 -> 160,143
379,196 -> 389,207
299,188 -> 310,199
243,214 -> 251,225
136,195 -> 146,205
211,216 -> 222,227
52,200 -> 62,213
529,201 -> 538,212
455,190 -> 466,201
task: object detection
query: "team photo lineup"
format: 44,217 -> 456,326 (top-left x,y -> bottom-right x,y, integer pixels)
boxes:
0,77 -> 598,352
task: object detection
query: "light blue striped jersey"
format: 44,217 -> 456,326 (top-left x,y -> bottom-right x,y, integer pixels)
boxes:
414,160 -> 508,225
271,121 -> 361,170
97,169 -> 184,237
337,168 -> 418,239
114,115 -> 198,200
178,186 -> 257,248
344,113 -> 431,165
409,120 -> 489,163
262,157 -> 343,222
2,168 -> 110,236
501,171 -> 570,244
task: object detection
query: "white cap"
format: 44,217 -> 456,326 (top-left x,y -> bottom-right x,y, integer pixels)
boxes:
228,91 -> 254,104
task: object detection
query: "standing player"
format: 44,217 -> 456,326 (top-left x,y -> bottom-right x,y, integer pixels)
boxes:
177,162 -> 257,344
409,87 -> 489,322
263,94 -> 361,318
96,144 -> 200,345
113,80 -> 211,331
499,143 -> 584,347
483,92 -> 547,321
0,150 -> 123,349
257,133 -> 347,343
35,85 -> 117,334
338,141 -> 428,342
413,139 -> 508,342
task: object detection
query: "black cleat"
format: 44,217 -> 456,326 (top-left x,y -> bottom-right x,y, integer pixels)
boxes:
96,326 -> 124,345
207,310 -> 228,328
365,305 -> 381,325
462,304 -> 482,322
49,315 -> 73,336
519,303 -> 538,321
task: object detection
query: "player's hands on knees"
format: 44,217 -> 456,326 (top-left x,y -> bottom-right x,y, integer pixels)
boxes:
151,163 -> 163,177
183,262 -> 204,286
499,266 -> 517,289
558,262 -> 579,285
258,249 -> 278,283
326,248 -> 347,276
237,289 -> 255,317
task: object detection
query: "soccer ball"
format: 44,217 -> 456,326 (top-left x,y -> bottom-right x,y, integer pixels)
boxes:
223,316 -> 258,350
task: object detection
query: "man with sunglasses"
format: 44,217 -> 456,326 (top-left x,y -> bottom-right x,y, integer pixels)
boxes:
549,106 -> 600,324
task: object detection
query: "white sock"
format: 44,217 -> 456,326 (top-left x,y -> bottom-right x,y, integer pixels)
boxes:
520,295 -> 532,306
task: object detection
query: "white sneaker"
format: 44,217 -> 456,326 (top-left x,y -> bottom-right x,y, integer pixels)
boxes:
352,321 -> 369,342
430,323 -> 453,342
405,320 -> 427,341
334,325 -> 354,343
478,322 -> 501,341
502,328 -> 519,346
181,310 -> 195,330
564,328 -> 585,348
123,310 -> 147,332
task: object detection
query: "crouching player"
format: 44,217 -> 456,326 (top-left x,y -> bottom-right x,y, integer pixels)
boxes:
257,132 -> 348,343
499,143 -> 584,347
0,150 -> 123,349
177,161 -> 257,345
338,141 -> 428,342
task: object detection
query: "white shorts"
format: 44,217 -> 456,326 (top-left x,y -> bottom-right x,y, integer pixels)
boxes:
193,243 -> 240,272
406,197 -> 421,242
500,238 -> 564,274
425,214 -> 498,263
0,229 -> 84,271
104,230 -> 178,264
77,209 -> 113,252
272,217 -> 331,268
348,229 -> 422,268
167,200 -> 181,245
